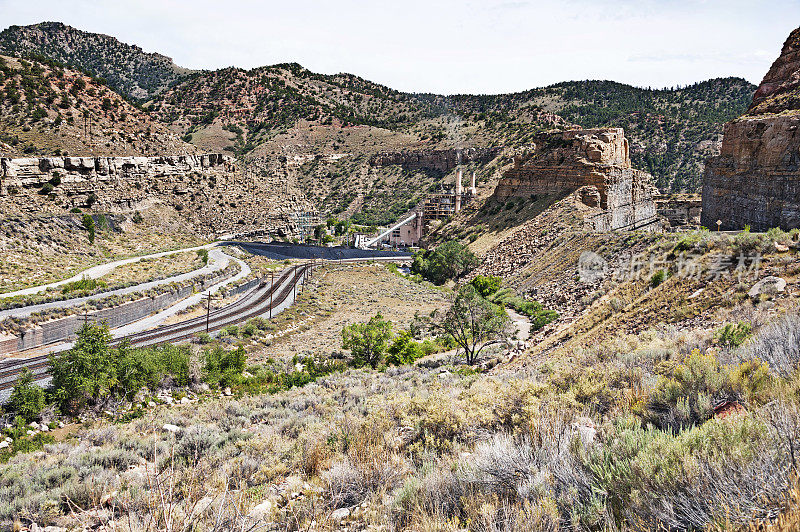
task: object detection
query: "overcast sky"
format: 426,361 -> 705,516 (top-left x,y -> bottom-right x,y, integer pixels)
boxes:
0,0 -> 797,94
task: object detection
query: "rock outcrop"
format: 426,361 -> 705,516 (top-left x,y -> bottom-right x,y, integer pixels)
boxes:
369,147 -> 501,173
702,26 -> 800,231
0,154 -> 314,237
494,128 -> 660,231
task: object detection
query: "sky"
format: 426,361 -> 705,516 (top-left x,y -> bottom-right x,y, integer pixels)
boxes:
0,0 -> 797,95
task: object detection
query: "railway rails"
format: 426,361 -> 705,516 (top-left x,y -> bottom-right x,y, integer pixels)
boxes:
0,264 -> 310,393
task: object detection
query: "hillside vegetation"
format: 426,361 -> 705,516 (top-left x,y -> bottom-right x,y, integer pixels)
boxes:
0,54 -> 194,157
0,22 -> 756,208
0,22 -> 189,100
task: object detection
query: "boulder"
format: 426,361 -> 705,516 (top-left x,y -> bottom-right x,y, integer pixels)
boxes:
749,276 -> 787,298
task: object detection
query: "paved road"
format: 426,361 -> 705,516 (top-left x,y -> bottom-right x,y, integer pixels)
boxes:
1,243 -> 217,299
0,248 -> 235,320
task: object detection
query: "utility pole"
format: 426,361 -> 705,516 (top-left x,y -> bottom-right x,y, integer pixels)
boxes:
205,292 -> 220,333
269,269 -> 274,319
78,312 -> 93,325
293,264 -> 299,301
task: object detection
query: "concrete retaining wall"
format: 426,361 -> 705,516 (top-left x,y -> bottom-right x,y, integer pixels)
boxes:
3,270 -> 234,355
223,277 -> 262,298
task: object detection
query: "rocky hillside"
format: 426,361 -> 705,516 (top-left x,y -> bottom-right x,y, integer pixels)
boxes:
0,21 -> 757,224
703,25 -> 800,231
431,77 -> 755,192
747,26 -> 800,116
0,22 -> 189,100
0,55 -> 195,157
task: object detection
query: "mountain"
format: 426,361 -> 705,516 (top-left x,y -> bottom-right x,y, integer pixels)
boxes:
0,54 -> 194,157
433,77 -> 756,192
0,22 -> 190,100
0,22 -> 758,223
703,25 -> 800,231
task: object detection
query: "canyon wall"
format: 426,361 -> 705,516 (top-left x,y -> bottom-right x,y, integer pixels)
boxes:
702,26 -> 800,231
0,154 -> 314,237
494,128 -> 660,231
369,147 -> 501,173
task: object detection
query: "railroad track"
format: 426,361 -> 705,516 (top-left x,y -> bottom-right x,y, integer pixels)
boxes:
0,264 -> 310,392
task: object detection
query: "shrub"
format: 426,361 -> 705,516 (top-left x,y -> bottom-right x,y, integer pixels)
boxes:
341,313 -> 393,368
202,345 -> 247,388
196,248 -> 209,265
38,182 -> 54,195
715,321 -> 752,348
50,324 -> 191,411
588,413 -> 793,530
741,313 -> 800,377
488,288 -> 558,331
8,369 -> 45,422
470,275 -> 503,297
386,331 -> 424,365
650,269 -> 668,288
61,276 -> 106,294
81,214 -> 95,244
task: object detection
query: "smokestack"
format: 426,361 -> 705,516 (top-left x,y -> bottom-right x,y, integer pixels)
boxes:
455,168 -> 462,213
470,171 -> 476,194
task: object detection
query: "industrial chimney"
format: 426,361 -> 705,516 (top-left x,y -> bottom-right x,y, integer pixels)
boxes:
455,168 -> 463,213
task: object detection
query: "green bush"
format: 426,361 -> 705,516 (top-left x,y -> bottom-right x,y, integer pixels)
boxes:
470,275 -> 503,297
386,331 -> 424,365
196,248 -> 209,265
8,369 -> 45,422
50,323 -> 192,412
411,241 -> 479,284
487,289 -> 558,330
341,313 -> 393,368
61,276 -> 106,294
82,214 -> 95,244
716,322 -> 752,348
650,269 -> 668,288
202,345 -> 247,388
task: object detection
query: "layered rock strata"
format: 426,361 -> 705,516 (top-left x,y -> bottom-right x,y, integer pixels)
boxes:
494,128 -> 659,231
702,26 -> 800,231
369,147 -> 501,173
0,154 -> 314,237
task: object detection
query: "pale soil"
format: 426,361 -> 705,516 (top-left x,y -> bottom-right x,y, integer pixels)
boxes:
98,251 -> 202,286
260,263 -> 450,359
0,208 -> 205,293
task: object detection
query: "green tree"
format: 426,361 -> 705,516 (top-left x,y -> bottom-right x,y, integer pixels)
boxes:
50,321 -> 114,413
82,214 -> 95,244
8,369 -> 45,422
411,241 -> 479,284
434,284 -> 511,365
341,313 -> 393,368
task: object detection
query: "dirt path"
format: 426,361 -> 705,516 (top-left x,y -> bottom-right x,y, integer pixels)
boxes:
507,308 -> 531,341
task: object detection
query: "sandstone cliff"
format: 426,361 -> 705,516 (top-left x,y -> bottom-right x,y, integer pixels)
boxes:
702,26 -> 800,231
493,128 -> 660,231
369,147 -> 501,173
0,154 -> 315,237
